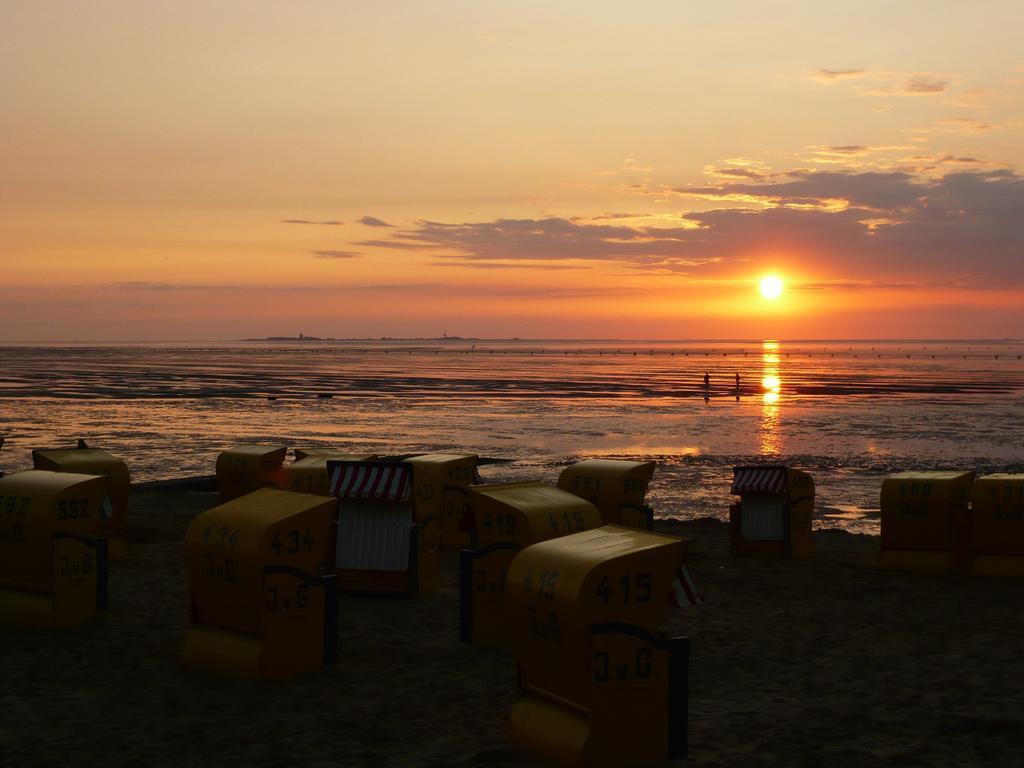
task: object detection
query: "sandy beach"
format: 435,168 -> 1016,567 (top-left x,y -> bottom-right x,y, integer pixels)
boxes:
7,1 -> 1024,764
2,479 -> 1023,767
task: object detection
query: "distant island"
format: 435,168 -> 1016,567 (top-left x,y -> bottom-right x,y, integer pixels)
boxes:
242,333 -> 482,342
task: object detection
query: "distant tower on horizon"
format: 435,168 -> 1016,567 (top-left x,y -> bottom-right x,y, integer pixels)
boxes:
299,332 -> 304,339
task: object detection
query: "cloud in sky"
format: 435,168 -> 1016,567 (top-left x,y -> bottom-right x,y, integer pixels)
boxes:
360,170 -> 1024,287
903,75 -> 949,94
105,281 -> 326,294
802,145 -> 920,168
813,68 -> 867,82
598,158 -> 654,176
312,250 -> 362,259
937,117 -> 993,133
796,279 -> 921,291
893,154 -> 996,175
487,285 -> 645,299
678,170 -> 926,210
807,144 -> 914,157
320,282 -> 635,299
816,69 -> 957,99
945,87 -> 991,109
616,158 -> 653,174
358,217 -> 717,267
583,212 -> 647,221
359,216 -> 394,227
431,260 -> 590,270
281,219 -> 344,225
664,170 -> 1024,282
108,281 -> 242,291
706,166 -> 772,180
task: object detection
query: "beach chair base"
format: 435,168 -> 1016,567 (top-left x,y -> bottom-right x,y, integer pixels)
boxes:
880,549 -> 952,573
0,590 -> 90,629
106,536 -> 127,561
972,555 -> 1024,578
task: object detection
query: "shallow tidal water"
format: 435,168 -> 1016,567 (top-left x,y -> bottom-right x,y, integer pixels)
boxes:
2,339 -> 1022,534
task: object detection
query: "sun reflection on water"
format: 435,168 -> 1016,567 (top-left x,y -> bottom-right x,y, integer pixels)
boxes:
761,341 -> 781,454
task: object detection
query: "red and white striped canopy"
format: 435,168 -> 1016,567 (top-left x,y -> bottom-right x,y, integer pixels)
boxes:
731,466 -> 788,495
669,562 -> 704,608
328,461 -> 411,502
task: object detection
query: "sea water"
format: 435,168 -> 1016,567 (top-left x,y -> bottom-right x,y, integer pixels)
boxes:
2,339 -> 1022,534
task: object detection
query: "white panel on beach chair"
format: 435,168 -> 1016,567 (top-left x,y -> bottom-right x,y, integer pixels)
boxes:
740,498 -> 785,540
335,501 -> 413,571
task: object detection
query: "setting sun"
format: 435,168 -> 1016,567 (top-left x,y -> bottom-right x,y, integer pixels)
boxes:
760,275 -> 784,300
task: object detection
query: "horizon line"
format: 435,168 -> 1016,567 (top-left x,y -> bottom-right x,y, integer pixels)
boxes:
2,337 -> 1023,345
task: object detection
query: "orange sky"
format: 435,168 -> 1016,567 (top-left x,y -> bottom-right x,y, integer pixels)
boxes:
2,2 -> 1023,340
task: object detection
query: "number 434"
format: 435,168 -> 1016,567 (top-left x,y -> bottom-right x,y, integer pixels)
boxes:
271,528 -> 314,555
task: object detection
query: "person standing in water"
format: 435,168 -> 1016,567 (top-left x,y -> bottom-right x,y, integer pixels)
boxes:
735,372 -> 741,401
703,372 -> 710,401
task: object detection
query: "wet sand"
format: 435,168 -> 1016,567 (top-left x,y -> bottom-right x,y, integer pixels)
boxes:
2,482 -> 1023,767
2,342 -> 1021,400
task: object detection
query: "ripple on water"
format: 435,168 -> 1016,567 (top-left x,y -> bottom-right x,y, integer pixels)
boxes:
0,341 -> 1022,535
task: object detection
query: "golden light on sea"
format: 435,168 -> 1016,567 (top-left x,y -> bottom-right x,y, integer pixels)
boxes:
760,341 -> 782,453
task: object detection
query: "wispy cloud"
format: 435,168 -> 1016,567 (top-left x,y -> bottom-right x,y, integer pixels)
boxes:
818,69 -> 958,99
618,157 -> 652,173
802,144 -> 917,168
706,166 -> 773,180
812,68 -> 867,82
903,75 -> 949,94
359,216 -> 394,227
312,281 -> 641,300
431,260 -> 590,270
796,279 -> 921,291
357,217 -> 719,269
359,282 -> 445,292
488,286 -> 645,299
312,250 -> 362,259
281,219 -> 344,226
108,281 -> 242,291
598,158 -> 653,176
584,212 -> 646,221
893,154 -> 995,174
945,88 -> 991,109
703,158 -> 776,182
809,145 -> 881,156
106,281 -> 325,294
358,238 -> 439,251
671,170 -> 926,210
937,117 -> 993,133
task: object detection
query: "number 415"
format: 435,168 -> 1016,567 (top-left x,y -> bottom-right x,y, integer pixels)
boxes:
595,572 -> 653,605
